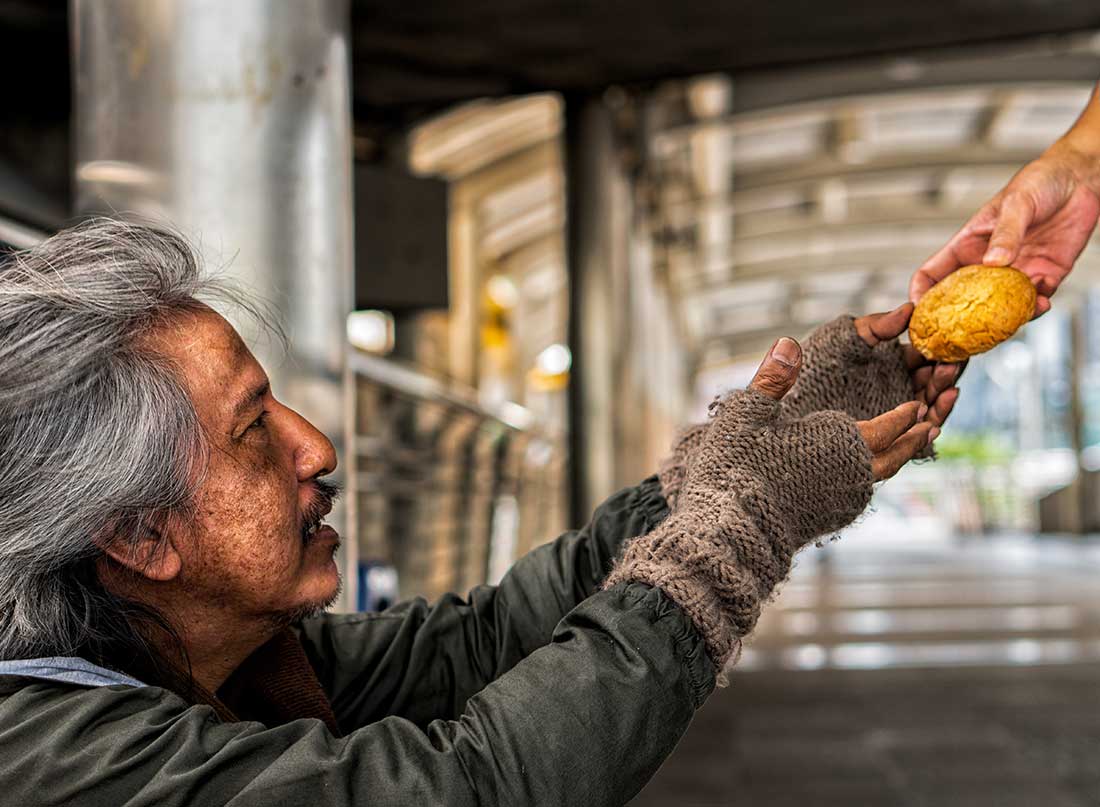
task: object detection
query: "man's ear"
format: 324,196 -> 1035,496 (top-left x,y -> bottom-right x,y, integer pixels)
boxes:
101,527 -> 183,583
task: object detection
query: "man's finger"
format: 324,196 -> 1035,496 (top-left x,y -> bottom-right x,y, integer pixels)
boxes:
911,364 -> 933,393
926,387 -> 959,428
1032,295 -> 1052,319
929,362 -> 962,399
913,361 -> 965,406
872,423 -> 937,481
1034,276 -> 1059,298
748,337 -> 802,401
982,193 -> 1032,266
858,401 -> 924,453
903,344 -> 929,372
855,303 -> 913,347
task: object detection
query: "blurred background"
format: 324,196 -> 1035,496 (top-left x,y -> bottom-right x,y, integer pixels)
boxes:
5,1 -> 1100,803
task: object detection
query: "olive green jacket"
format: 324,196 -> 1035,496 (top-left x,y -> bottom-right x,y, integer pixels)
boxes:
0,477 -> 715,806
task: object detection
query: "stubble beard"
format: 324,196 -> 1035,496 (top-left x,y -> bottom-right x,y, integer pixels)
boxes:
265,573 -> 343,630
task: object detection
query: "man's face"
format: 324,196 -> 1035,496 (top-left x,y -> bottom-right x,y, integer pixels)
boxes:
151,308 -> 341,626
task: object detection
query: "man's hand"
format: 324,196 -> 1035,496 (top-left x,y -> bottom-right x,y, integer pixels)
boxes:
909,139 -> 1100,317
854,303 -> 960,431
858,401 -> 935,481
750,337 -> 936,482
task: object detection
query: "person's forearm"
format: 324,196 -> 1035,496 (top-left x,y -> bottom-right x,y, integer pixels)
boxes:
1045,80 -> 1100,194
476,475 -> 671,667
303,478 -> 674,730
1061,81 -> 1100,158
607,387 -> 877,669
658,423 -> 707,510
428,584 -> 712,806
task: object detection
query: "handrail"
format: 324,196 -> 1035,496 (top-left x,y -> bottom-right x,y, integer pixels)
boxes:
0,215 -> 46,249
348,348 -> 549,436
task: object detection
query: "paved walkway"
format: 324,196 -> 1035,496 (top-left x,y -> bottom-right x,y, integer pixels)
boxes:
631,534 -> 1100,806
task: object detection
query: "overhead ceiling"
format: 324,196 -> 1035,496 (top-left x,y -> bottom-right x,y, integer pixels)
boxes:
648,80 -> 1100,367
5,0 -> 1100,128
350,0 -> 1100,127
2,0 -> 1100,228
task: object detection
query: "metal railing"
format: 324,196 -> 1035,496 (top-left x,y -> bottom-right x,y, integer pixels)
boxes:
348,349 -> 567,604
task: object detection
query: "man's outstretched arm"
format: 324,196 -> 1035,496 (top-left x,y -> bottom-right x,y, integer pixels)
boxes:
301,475 -> 670,729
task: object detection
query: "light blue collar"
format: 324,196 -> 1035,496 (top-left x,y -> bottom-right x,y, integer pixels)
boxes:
0,657 -> 145,687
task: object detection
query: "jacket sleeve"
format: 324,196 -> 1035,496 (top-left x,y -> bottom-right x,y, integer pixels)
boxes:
0,583 -> 713,807
300,475 -> 671,730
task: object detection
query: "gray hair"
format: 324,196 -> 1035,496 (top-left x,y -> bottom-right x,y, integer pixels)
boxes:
0,217 -> 261,683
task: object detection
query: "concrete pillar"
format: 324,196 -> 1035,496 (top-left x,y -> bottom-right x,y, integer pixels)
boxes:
565,94 -> 688,524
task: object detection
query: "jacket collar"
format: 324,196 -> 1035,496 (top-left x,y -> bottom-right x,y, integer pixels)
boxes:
0,657 -> 144,687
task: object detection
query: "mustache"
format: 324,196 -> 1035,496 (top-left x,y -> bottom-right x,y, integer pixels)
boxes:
300,478 -> 342,541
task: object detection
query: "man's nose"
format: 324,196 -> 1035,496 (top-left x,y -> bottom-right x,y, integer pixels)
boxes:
287,407 -> 338,481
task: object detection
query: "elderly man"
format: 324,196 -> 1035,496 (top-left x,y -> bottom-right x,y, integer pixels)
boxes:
0,219 -> 954,805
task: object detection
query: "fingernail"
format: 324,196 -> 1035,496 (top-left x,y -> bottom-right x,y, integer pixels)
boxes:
917,403 -> 928,421
984,247 -> 1009,265
772,337 -> 800,367
928,427 -> 941,445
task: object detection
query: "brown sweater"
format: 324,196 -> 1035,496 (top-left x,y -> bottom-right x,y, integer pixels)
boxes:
215,628 -> 342,734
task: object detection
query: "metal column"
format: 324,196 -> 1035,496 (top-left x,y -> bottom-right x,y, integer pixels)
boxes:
565,93 -> 689,525
565,95 -> 619,525
71,0 -> 357,607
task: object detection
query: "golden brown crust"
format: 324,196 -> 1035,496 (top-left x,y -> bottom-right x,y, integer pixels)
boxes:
909,265 -> 1036,362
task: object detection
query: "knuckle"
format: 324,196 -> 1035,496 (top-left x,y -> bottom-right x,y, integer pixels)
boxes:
904,428 -> 929,455
875,408 -> 898,425
864,425 -> 884,450
1001,189 -> 1026,207
753,366 -> 791,391
885,413 -> 908,438
903,406 -> 920,428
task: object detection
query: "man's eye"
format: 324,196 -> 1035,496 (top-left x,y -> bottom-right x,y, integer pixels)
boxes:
246,411 -> 269,432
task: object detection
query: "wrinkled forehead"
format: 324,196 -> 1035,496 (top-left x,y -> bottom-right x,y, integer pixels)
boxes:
145,307 -> 265,423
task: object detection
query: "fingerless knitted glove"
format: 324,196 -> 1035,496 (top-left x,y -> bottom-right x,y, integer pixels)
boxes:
606,389 -> 874,669
657,423 -> 708,512
780,315 -> 917,423
658,315 -> 925,509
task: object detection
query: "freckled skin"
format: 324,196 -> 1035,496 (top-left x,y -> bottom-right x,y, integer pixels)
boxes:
179,324 -> 339,619
107,308 -> 340,691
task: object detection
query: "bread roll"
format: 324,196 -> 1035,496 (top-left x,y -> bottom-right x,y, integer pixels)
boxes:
909,265 -> 1036,362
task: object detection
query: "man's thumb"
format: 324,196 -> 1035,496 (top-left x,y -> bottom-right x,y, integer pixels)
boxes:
750,337 -> 802,400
